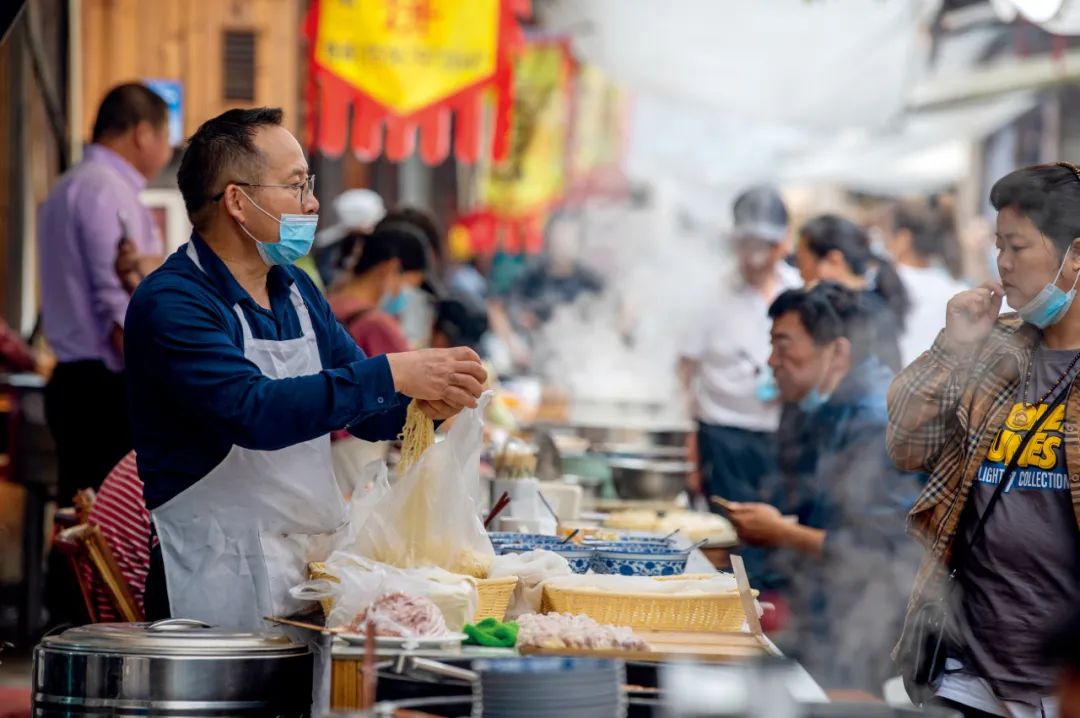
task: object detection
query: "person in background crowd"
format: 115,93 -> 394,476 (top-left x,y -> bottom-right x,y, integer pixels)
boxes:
446,223 -> 489,307
317,188 -> 387,290
729,282 -> 921,694
38,83 -> 171,503
328,229 -> 410,358
507,212 -> 605,330
885,199 -> 969,366
888,163 -> 1080,718
678,186 -> 800,588
796,214 -> 911,372
376,209 -> 442,348
679,187 -> 799,501
431,296 -> 490,354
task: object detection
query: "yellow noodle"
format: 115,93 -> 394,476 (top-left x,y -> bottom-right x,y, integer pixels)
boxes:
397,400 -> 436,476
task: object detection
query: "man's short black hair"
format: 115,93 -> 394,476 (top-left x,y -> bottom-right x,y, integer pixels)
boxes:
991,162 -> 1080,258
377,208 -> 442,269
177,107 -> 284,230
91,83 -> 168,143
893,200 -> 947,260
349,229 -> 400,276
768,282 -> 875,364
375,224 -> 430,274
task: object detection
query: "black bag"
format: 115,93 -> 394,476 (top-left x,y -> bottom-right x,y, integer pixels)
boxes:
899,387 -> 1070,705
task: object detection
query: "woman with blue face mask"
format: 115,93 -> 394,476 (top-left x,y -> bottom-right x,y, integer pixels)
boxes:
888,163 -> 1080,717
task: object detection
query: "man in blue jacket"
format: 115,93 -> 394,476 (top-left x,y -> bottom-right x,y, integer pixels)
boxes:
726,282 -> 922,694
125,107 -> 486,631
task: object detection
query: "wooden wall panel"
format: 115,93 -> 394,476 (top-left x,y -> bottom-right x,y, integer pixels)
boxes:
80,0 -> 302,144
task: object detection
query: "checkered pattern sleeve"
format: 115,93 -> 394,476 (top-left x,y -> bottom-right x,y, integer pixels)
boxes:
886,330 -> 973,474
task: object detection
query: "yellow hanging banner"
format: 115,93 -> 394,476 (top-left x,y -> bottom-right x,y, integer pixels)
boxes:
478,41 -> 571,216
314,0 -> 501,116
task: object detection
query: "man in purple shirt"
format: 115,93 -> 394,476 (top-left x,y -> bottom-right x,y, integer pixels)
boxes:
38,83 -> 172,504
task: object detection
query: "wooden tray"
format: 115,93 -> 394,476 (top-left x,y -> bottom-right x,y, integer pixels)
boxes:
519,629 -> 776,663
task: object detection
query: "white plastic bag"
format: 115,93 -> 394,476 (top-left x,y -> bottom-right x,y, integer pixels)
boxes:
350,394 -> 495,578
489,550 -> 572,618
348,460 -> 390,528
290,551 -> 478,631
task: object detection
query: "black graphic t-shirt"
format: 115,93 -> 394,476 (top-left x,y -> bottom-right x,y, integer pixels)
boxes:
956,346 -> 1080,704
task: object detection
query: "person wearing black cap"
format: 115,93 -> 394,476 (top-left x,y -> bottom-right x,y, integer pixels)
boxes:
678,186 -> 800,534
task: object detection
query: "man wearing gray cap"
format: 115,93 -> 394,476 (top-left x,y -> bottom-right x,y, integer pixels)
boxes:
679,186 -> 799,512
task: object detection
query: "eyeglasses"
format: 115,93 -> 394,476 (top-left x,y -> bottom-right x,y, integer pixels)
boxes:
213,174 -> 316,205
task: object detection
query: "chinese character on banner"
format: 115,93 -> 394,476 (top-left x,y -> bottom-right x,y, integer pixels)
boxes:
304,0 -> 530,165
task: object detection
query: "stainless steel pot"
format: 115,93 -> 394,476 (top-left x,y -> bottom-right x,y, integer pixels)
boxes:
608,458 -> 693,501
593,442 -> 689,461
575,425 -> 691,448
33,618 -> 313,717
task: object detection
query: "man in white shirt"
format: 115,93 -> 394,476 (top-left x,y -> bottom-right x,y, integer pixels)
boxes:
679,186 -> 801,509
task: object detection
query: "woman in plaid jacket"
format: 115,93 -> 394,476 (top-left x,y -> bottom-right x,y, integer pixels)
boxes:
888,163 -> 1080,718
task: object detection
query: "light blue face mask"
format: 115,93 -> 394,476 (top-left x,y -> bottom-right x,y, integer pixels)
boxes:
1018,251 -> 1080,329
798,343 -> 839,413
381,290 -> 408,316
754,367 -> 779,403
238,189 -> 319,267
798,386 -> 831,413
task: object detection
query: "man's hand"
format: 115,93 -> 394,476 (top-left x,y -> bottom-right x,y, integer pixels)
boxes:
116,238 -> 142,295
386,347 -> 487,407
414,399 -> 464,421
726,502 -> 790,547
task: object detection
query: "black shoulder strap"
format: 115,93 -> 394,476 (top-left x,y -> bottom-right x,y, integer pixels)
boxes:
950,382 -> 1072,577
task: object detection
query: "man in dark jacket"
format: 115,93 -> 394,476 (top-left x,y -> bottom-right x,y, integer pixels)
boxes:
727,282 -> 923,694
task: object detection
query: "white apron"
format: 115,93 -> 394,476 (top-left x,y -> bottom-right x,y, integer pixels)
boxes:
152,243 -> 350,714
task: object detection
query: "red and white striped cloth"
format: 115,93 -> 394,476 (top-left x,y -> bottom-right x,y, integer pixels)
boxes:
80,451 -> 153,621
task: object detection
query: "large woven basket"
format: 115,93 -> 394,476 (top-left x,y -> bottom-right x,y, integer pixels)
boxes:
540,574 -> 754,633
307,562 -> 518,622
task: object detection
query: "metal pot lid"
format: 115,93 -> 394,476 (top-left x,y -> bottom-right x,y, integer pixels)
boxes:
39,618 -> 308,656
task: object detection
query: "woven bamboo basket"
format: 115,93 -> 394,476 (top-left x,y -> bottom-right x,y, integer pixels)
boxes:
540,574 -> 756,633
307,562 -> 518,622
467,574 -> 518,621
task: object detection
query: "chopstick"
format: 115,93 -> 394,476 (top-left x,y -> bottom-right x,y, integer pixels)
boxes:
264,615 -> 341,635
559,529 -> 580,544
362,621 -> 377,710
484,491 -> 512,529
537,490 -> 560,524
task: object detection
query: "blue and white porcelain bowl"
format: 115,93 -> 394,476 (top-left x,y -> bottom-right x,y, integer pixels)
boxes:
583,541 -> 681,555
592,549 -> 688,577
552,547 -> 595,574
489,532 -> 562,547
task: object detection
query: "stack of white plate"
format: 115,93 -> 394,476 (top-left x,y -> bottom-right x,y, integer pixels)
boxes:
472,657 -> 626,718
